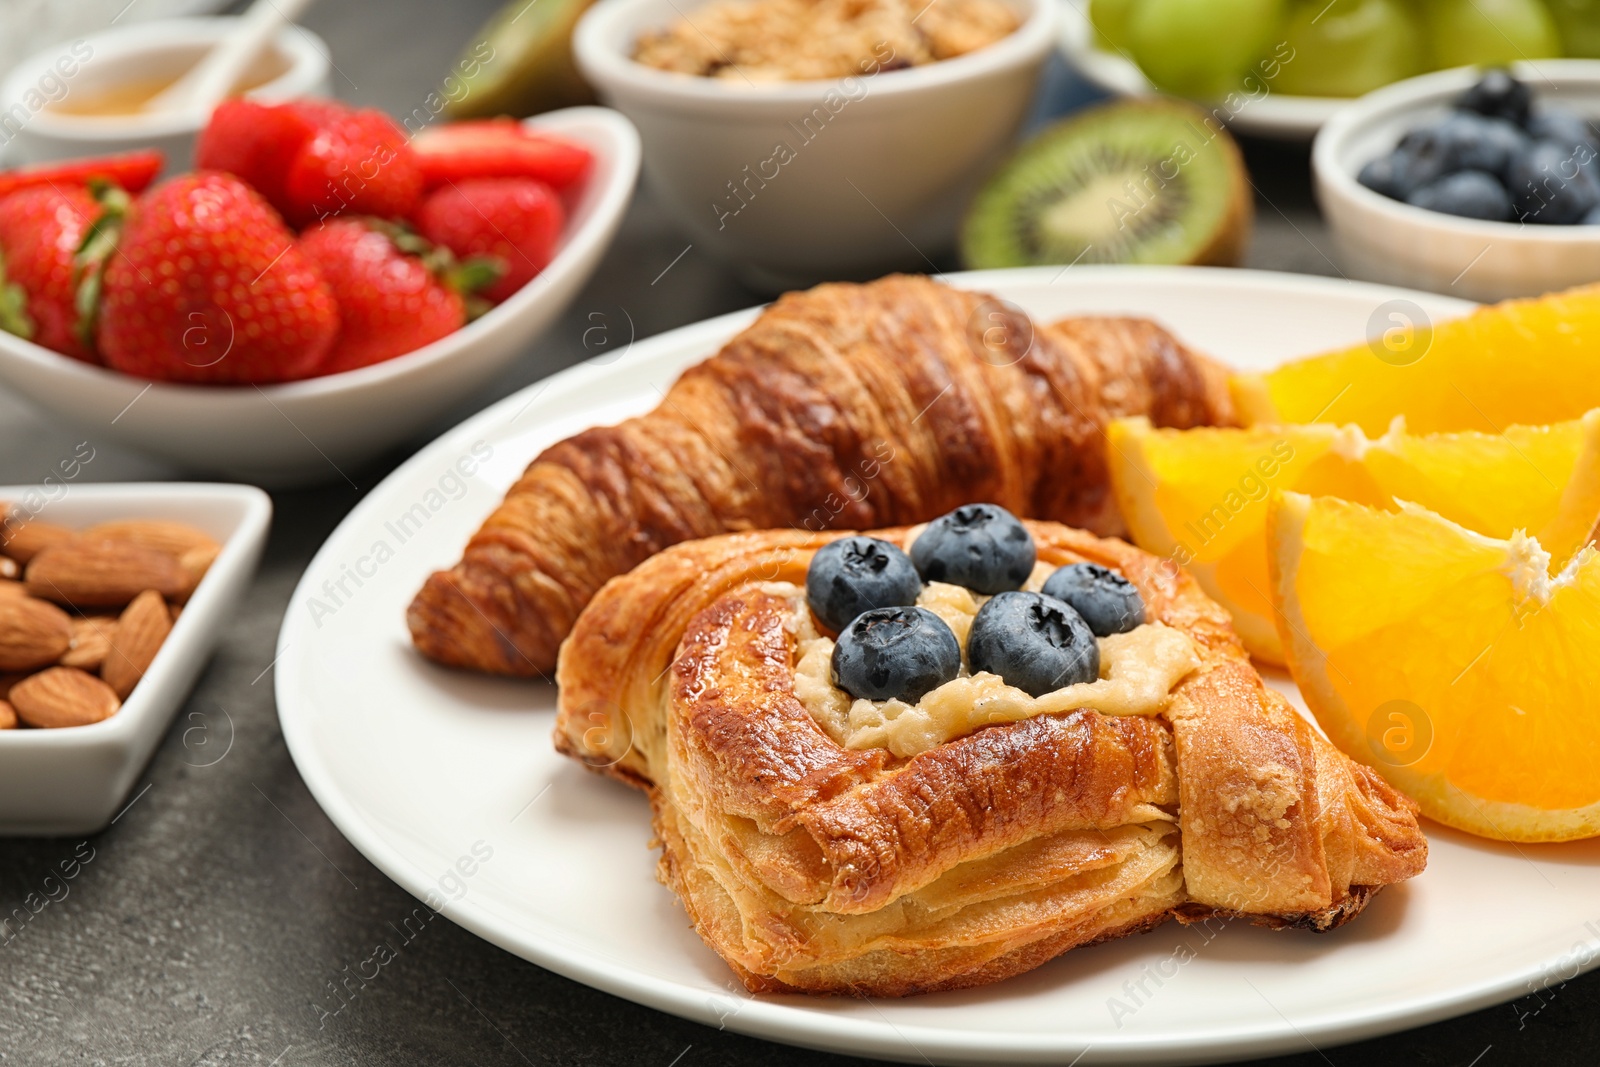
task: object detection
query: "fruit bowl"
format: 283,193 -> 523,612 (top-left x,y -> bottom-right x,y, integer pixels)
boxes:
1313,60 -> 1600,302
1057,3 -> 1346,140
0,106 -> 640,486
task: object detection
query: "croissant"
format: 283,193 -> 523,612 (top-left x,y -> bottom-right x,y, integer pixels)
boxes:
409,274 -> 1236,676
555,521 -> 1428,996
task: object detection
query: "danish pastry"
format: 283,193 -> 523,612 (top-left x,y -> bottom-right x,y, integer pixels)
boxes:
410,274 -> 1236,676
555,517 -> 1427,996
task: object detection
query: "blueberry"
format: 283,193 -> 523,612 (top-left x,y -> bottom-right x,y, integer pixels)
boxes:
830,606 -> 961,702
1407,170 -> 1514,221
910,504 -> 1035,594
1398,111 -> 1527,183
1357,152 -> 1418,200
1041,563 -> 1146,637
1526,107 -> 1599,158
806,536 -> 922,632
967,592 -> 1099,697
1507,141 -> 1600,224
1452,113 -> 1530,178
1456,69 -> 1532,126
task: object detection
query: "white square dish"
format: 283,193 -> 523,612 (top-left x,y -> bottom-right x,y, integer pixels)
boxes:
0,482 -> 271,835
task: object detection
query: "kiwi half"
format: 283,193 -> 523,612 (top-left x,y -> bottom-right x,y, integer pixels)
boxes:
444,0 -> 598,119
961,98 -> 1253,270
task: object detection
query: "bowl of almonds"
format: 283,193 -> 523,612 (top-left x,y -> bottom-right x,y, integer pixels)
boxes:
0,484 -> 270,835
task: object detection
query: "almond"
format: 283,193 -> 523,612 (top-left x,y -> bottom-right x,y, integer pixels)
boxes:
102,591 -> 171,699
1,519 -> 75,563
61,616 -> 118,672
80,520 -> 219,559
0,596 -> 73,671
174,542 -> 220,603
10,667 -> 120,728
0,672 -> 23,699
0,579 -> 25,598
25,540 -> 186,608
0,699 -> 15,729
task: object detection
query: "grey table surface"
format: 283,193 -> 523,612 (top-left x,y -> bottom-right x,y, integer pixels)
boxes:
1,2 -> 1595,1065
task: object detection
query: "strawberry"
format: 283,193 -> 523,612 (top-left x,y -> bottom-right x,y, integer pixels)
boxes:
0,186 -> 100,359
412,120 -> 592,192
416,179 -> 563,304
195,99 -> 322,211
97,172 -> 339,384
299,218 -> 491,375
284,105 -> 422,227
0,150 -> 164,199
196,99 -> 422,228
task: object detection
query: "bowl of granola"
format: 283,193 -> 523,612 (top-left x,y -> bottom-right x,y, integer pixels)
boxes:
574,0 -> 1056,290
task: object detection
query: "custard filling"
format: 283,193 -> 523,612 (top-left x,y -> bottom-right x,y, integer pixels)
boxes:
789,572 -> 1202,759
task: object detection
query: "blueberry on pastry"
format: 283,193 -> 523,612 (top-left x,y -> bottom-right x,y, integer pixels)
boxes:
554,518 -> 1428,996
830,606 -> 961,702
967,590 -> 1099,696
805,536 -> 922,633
910,503 -> 1036,594
1043,562 -> 1146,637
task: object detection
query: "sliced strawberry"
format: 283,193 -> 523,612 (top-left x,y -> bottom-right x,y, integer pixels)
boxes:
283,108 -> 423,228
0,150 -> 164,199
416,178 -> 563,304
0,185 -> 110,360
197,99 -> 422,228
97,172 -> 339,384
299,218 -> 481,375
195,99 -> 321,213
412,120 -> 592,192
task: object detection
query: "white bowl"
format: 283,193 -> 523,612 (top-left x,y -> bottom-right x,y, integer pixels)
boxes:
1056,2 -> 1345,141
1314,60 -> 1600,303
573,0 -> 1056,289
0,482 -> 270,836
0,16 -> 332,171
0,106 -> 641,487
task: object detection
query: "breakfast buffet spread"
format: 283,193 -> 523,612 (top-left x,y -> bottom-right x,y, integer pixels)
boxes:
2,0 -> 1600,1058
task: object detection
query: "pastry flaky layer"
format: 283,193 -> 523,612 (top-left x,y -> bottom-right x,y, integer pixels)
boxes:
555,522 -> 1428,996
409,273 -> 1236,677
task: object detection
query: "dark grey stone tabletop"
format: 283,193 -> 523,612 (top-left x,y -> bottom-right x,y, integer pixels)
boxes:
0,2 -> 1595,1064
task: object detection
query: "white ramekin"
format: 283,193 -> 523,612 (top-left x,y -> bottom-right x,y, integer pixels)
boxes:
574,0 -> 1057,289
1314,59 -> 1600,303
0,16 -> 332,172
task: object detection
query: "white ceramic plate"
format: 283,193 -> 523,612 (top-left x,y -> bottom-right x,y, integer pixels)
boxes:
1057,1 -> 1348,140
1,481 -> 270,835
0,107 -> 640,487
277,266 -> 1600,1065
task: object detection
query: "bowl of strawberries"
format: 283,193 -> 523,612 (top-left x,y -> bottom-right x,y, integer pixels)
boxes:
0,99 -> 640,485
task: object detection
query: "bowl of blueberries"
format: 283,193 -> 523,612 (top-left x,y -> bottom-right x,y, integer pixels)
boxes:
1313,61 -> 1600,302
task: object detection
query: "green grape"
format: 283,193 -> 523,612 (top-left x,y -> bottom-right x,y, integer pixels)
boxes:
1090,0 -> 1143,52
1424,0 -> 1562,68
1128,0 -> 1288,97
1271,0 -> 1425,96
1549,0 -> 1600,56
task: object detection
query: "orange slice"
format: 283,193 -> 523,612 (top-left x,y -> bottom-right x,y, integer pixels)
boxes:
1268,493 -> 1600,842
1232,284 -> 1600,435
1107,412 -> 1600,663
